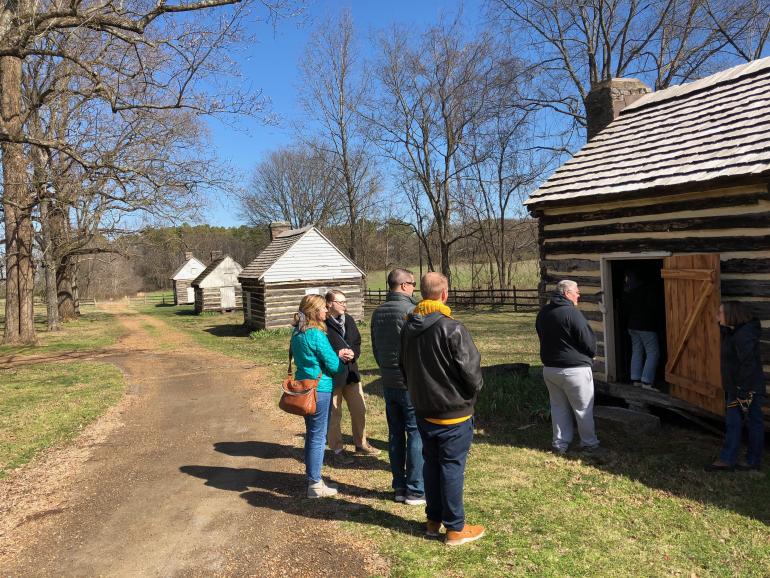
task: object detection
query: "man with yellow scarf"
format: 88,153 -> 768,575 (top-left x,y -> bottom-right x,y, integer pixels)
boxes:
399,272 -> 485,546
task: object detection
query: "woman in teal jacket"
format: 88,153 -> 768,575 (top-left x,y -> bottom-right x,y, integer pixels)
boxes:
291,294 -> 353,497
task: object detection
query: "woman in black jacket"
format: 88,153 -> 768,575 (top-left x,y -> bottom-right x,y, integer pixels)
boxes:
706,301 -> 766,471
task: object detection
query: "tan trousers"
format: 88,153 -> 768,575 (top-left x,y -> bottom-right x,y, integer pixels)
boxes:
327,381 -> 367,451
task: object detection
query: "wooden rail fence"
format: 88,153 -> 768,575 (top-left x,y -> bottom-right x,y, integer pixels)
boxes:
364,287 -> 543,312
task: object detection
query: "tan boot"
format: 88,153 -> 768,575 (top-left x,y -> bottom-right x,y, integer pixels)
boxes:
445,524 -> 485,546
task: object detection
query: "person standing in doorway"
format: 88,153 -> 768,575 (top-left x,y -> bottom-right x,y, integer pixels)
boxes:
400,272 -> 485,546
325,290 -> 380,466
536,279 -> 601,455
370,268 -> 425,505
622,269 -> 661,389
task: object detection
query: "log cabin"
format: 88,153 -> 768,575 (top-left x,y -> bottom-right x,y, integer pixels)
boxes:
191,251 -> 243,313
170,252 -> 206,305
525,57 -> 770,422
239,222 -> 365,330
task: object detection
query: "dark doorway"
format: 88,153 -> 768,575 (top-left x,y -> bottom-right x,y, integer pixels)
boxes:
610,259 -> 668,388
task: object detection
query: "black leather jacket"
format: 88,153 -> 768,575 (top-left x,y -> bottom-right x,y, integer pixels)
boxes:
399,311 -> 483,420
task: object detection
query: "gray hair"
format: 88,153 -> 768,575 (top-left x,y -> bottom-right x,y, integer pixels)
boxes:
556,279 -> 578,295
387,268 -> 414,290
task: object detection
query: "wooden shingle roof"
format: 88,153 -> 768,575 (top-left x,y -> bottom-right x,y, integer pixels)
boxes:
525,56 -> 770,209
191,255 -> 240,286
239,226 -> 312,280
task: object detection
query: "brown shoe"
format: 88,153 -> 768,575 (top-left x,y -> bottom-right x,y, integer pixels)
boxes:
445,524 -> 485,546
426,520 -> 442,538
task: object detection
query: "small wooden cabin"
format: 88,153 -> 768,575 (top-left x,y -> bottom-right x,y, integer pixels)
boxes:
525,57 -> 770,421
191,252 -> 243,314
170,252 -> 206,305
239,222 -> 365,330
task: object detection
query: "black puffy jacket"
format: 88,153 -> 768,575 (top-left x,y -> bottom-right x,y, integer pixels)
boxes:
399,311 -> 483,420
370,292 -> 416,389
535,293 -> 596,368
721,318 -> 765,400
325,314 -> 362,388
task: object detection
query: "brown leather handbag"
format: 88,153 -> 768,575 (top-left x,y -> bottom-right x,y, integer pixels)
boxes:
278,348 -> 322,417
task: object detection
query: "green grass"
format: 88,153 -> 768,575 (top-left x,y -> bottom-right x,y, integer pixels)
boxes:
366,259 -> 540,291
141,303 -> 770,577
0,308 -> 124,357
0,361 -> 125,478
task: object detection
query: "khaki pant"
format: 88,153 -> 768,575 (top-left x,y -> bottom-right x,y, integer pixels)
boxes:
327,382 -> 367,451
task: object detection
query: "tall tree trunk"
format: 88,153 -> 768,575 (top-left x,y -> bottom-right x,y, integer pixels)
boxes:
57,253 -> 79,320
39,198 -> 60,331
1,55 -> 36,344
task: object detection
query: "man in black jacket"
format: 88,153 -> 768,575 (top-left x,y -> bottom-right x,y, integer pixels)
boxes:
325,290 -> 380,466
536,279 -> 600,455
400,272 -> 485,546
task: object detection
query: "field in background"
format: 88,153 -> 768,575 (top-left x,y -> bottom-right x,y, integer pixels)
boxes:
140,301 -> 770,577
365,259 -> 540,291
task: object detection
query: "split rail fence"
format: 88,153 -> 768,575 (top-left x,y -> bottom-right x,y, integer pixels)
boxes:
364,287 -> 542,312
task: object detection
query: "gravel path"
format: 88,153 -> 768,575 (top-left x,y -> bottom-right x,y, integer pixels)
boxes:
1,307 -> 387,577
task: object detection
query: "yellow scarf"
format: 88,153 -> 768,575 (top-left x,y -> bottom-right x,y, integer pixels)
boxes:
413,299 -> 453,318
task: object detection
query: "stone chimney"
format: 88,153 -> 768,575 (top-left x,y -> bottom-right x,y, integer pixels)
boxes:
210,250 -> 223,261
585,78 -> 651,141
184,251 -> 193,260
269,221 -> 292,241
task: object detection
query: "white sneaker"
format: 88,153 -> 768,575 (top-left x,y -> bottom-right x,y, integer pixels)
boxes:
404,492 -> 426,506
307,480 -> 338,498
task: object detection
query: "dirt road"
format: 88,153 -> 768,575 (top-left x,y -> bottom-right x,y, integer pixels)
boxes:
0,307 -> 387,577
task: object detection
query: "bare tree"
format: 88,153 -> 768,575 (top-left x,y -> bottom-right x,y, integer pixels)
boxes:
0,0 -> 302,343
241,145 -> 343,229
298,10 -> 381,264
489,0 -> 769,132
368,21 -> 507,287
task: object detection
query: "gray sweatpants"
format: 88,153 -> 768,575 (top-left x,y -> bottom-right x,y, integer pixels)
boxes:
543,366 -> 599,452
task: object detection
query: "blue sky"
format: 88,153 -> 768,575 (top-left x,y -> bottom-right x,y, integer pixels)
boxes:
204,0 -> 484,226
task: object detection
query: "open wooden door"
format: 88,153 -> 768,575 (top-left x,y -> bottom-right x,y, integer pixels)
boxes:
661,254 -> 723,415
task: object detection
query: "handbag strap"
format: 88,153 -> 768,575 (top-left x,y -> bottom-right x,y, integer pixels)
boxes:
287,345 -> 293,375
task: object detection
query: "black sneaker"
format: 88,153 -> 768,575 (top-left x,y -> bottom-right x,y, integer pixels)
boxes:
394,489 -> 406,503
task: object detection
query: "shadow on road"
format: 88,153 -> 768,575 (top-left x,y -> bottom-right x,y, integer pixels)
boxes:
180,465 -> 422,536
213,440 -> 390,472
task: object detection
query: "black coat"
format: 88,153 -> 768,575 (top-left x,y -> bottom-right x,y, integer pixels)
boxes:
325,314 -> 362,388
721,318 -> 765,400
535,293 -> 596,368
399,312 -> 484,420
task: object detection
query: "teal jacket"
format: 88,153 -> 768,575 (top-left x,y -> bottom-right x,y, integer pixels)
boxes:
290,327 -> 342,393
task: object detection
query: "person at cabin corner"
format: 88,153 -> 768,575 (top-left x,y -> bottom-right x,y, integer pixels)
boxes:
370,268 -> 425,506
536,279 -> 601,455
324,289 -> 380,467
400,272 -> 485,546
706,301 -> 765,472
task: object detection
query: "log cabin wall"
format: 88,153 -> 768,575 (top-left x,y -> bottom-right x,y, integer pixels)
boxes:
193,286 -> 243,313
242,277 -> 364,330
173,279 -> 193,305
535,183 -> 770,402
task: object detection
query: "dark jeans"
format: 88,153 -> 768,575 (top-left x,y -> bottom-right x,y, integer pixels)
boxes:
417,417 -> 474,532
383,387 -> 424,495
719,395 -> 765,467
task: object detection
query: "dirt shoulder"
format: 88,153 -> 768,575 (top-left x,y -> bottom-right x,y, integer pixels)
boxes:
1,306 -> 388,577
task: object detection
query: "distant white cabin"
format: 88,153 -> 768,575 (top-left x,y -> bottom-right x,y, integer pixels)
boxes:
191,253 -> 243,313
239,224 -> 365,330
170,253 -> 206,305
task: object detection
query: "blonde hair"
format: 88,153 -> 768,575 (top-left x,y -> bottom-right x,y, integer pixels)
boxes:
293,294 -> 327,333
420,271 -> 448,300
